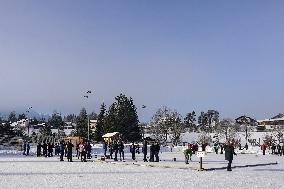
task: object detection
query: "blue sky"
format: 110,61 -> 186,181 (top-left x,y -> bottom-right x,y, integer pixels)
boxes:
0,0 -> 283,121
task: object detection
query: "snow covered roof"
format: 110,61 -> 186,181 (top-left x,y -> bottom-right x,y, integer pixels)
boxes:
102,132 -> 119,138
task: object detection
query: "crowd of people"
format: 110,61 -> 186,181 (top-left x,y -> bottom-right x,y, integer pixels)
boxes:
261,143 -> 284,156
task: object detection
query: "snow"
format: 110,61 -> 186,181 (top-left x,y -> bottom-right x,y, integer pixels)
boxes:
0,147 -> 284,189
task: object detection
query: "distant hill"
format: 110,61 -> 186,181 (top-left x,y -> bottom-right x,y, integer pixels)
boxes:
271,113 -> 284,119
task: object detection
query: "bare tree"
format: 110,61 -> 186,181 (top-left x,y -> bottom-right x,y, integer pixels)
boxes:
149,106 -> 183,145
272,126 -> 283,144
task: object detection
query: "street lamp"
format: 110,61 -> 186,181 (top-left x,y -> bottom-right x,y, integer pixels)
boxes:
26,106 -> 33,137
84,90 -> 93,141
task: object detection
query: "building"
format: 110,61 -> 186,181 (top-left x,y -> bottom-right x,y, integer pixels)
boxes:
90,120 -> 97,130
257,114 -> 284,131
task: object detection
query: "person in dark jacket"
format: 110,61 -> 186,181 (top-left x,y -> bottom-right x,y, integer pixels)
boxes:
225,141 -> 237,171
109,143 -> 113,159
42,142 -> 48,157
113,141 -> 119,161
130,143 -> 136,160
149,143 -> 155,162
142,139 -> 148,162
23,142 -> 27,155
154,142 -> 160,162
59,141 -> 65,161
48,143 -> 54,157
37,143 -> 42,157
277,144 -> 281,155
86,142 -> 92,159
220,143 -> 224,154
103,141 -> 108,157
26,142 -> 30,156
118,141 -> 125,161
67,140 -> 74,162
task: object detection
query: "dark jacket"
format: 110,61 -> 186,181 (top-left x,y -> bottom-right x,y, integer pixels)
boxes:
225,145 -> 236,161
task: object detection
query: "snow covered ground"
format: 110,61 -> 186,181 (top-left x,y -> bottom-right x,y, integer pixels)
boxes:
0,150 -> 284,189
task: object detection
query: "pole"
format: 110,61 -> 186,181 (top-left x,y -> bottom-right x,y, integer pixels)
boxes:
87,115 -> 90,141
200,157 -> 203,170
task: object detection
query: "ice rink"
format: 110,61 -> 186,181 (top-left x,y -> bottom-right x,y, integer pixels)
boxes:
0,150 -> 283,189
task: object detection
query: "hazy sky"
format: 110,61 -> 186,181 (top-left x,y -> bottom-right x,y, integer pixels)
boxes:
0,0 -> 283,121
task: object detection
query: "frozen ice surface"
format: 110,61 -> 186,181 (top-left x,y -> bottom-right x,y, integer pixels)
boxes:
0,150 -> 283,189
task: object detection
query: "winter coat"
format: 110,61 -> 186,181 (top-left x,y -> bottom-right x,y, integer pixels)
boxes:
225,145 -> 236,161
142,141 -> 148,153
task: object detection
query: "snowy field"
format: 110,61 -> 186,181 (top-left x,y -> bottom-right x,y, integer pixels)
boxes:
0,150 -> 284,189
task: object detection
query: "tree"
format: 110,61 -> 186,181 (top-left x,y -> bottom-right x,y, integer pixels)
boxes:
184,111 -> 196,132
272,126 -> 283,144
198,112 -> 208,132
104,94 -> 140,142
75,108 -> 89,139
94,103 -> 106,142
18,113 -> 26,121
149,106 -> 183,145
8,111 -> 17,123
0,121 -> 15,137
216,119 -> 238,143
39,124 -> 52,136
206,110 -> 219,132
64,114 -> 77,122
169,112 -> 183,146
48,111 -> 64,130
89,112 -> 98,120
235,115 -> 256,143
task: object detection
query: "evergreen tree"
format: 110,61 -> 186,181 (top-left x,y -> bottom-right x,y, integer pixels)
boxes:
18,113 -> 27,121
184,111 -> 197,132
8,111 -> 17,123
75,108 -> 89,138
94,103 -> 106,142
89,112 -> 98,120
48,111 -> 64,130
104,94 -> 140,142
39,124 -> 52,136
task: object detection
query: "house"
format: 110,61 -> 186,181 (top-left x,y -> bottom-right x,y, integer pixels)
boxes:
257,114 -> 284,131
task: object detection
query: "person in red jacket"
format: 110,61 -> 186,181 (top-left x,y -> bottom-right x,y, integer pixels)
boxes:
261,143 -> 266,155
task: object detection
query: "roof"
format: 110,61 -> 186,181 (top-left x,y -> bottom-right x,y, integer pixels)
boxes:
102,132 -> 120,138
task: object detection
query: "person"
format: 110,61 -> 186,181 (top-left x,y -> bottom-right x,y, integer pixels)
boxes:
37,143 -> 42,157
244,143 -> 248,150
214,143 -> 219,154
80,142 -> 87,162
130,143 -> 136,160
220,144 -> 224,154
184,146 -> 193,164
118,141 -> 125,161
282,143 -> 284,156
109,143 -> 113,159
42,142 -> 48,157
76,143 -> 80,159
277,144 -> 281,155
261,143 -> 266,155
272,143 -> 276,154
22,141 -> 27,155
48,143 -> 54,157
142,139 -> 148,162
225,141 -> 237,171
55,143 -> 60,156
149,143 -> 155,162
136,143 -> 140,154
113,141 -> 119,161
67,140 -> 74,162
26,142 -> 30,156
154,142 -> 160,162
103,141 -> 108,157
59,141 -> 65,161
86,142 -> 92,159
